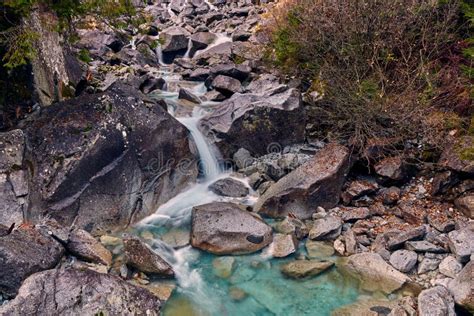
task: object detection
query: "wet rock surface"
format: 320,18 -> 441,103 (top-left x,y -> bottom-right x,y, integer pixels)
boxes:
208,178 -> 249,197
124,237 -> 174,276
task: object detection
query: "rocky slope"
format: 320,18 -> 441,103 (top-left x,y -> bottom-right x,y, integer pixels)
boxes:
0,0 -> 473,315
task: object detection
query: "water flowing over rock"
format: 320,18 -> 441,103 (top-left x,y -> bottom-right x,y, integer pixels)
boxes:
25,83 -> 197,235
191,202 -> 272,254
255,144 -> 351,219
0,225 -> 64,297
0,267 -> 161,315
418,286 -> 456,316
124,237 -> 174,277
199,86 -> 305,158
340,253 -> 410,294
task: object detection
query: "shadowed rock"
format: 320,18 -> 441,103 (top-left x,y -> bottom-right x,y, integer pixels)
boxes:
124,237 -> 174,277
66,228 -> 112,266
208,178 -> 249,197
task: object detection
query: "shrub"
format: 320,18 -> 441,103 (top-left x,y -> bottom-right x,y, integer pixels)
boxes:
262,0 -> 473,156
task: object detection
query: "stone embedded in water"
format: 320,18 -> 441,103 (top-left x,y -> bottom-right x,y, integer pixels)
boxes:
161,229 -> 190,249
191,202 -> 272,255
66,228 -> 112,266
305,240 -> 335,259
0,225 -> 64,298
255,144 -> 350,219
0,267 -> 161,315
269,233 -> 298,258
213,256 -> 235,279
340,253 -> 410,294
389,250 -> 418,273
418,286 -> 456,316
123,237 -> 174,277
229,287 -> 247,301
308,216 -> 343,241
280,260 -> 334,279
208,178 -> 249,197
178,88 -> 201,104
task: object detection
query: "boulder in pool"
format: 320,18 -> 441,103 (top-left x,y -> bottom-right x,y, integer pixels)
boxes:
191,202 -> 272,254
281,260 -> 333,279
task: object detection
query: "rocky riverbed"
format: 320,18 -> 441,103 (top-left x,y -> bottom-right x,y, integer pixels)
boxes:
0,0 -> 473,315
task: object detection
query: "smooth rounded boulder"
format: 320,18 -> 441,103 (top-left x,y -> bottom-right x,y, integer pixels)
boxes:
254,144 -> 351,219
191,202 -> 272,254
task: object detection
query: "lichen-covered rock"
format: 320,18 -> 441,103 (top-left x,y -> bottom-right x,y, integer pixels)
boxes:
124,237 -> 174,276
448,261 -> 474,313
439,136 -> 474,175
255,144 -> 350,219
0,267 -> 161,315
448,224 -> 474,263
389,250 -> 417,273
191,202 -> 272,254
25,83 -> 197,235
0,225 -> 64,297
339,253 -> 410,294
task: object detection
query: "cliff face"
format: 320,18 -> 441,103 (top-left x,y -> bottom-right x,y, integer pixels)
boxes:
24,7 -> 83,106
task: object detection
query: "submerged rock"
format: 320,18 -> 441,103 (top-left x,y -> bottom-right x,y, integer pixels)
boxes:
124,237 -> 174,277
0,225 -> 64,297
208,178 -> 249,197
25,83 -> 197,235
340,253 -> 410,294
255,144 -> 350,219
0,267 -> 161,315
280,260 -> 333,279
268,233 -> 298,258
418,286 -> 455,316
191,202 -> 272,254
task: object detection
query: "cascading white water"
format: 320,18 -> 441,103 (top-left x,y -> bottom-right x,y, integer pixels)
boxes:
183,38 -> 193,59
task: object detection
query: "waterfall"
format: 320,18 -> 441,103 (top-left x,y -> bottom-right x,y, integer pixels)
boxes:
156,44 -> 166,66
183,38 -> 193,59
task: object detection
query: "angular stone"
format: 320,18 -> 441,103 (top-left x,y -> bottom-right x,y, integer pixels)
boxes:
405,241 -> 446,253
178,88 -> 201,104
0,225 -> 64,297
280,260 -> 333,279
124,237 -> 174,276
308,216 -> 343,241
191,202 -> 272,254
386,226 -> 426,250
439,136 -> 474,175
340,253 -> 410,294
255,144 -> 350,219
454,193 -> 474,219
418,286 -> 455,316
341,180 -> 379,204
66,228 -> 112,266
0,267 -> 161,315
417,257 -> 441,274
447,261 -> 474,313
375,156 -> 408,181
208,178 -> 249,197
448,225 -> 474,263
268,233 -> 298,258
160,26 -> 191,52
439,256 -> 462,278
341,207 -> 371,222
389,250 -> 417,273
211,75 -> 242,96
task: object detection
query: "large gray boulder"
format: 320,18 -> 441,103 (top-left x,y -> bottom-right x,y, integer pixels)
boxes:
160,26 -> 191,53
308,216 -> 343,240
208,178 -> 249,197
0,267 -> 161,315
448,224 -> 473,263
389,250 -> 417,273
0,130 -> 27,228
66,228 -> 112,266
254,144 -> 350,219
339,252 -> 410,294
448,261 -> 474,313
0,225 -> 64,297
418,286 -> 456,316
25,83 -> 197,235
191,202 -> 272,254
124,237 -> 174,276
199,86 -> 305,158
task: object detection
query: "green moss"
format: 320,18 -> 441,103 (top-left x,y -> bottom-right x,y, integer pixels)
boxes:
78,48 -> 92,63
460,146 -> 474,160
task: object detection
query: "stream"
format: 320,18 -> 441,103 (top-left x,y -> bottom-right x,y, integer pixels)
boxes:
125,33 -> 364,315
